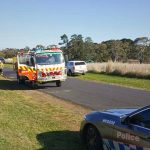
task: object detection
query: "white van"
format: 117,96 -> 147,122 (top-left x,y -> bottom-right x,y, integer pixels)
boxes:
66,61 -> 88,76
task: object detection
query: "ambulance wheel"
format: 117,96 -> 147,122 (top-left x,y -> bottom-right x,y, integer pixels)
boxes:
85,125 -> 103,150
56,81 -> 61,87
31,81 -> 38,89
17,76 -> 25,84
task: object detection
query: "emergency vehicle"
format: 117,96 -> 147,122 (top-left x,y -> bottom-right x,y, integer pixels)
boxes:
80,105 -> 150,150
15,46 -> 67,87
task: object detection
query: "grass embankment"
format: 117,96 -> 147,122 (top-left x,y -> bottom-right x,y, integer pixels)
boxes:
0,76 -> 89,150
4,63 -> 13,69
77,72 -> 150,90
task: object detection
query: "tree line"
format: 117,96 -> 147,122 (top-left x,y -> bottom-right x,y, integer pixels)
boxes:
60,34 -> 150,63
0,34 -> 150,63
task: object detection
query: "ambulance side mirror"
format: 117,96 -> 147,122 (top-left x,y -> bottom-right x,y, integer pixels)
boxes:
31,58 -> 35,67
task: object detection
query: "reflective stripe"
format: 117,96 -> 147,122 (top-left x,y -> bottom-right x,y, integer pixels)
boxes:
119,143 -> 125,150
137,147 -> 143,150
18,66 -> 65,73
37,67 -> 64,72
103,139 -> 146,150
18,66 -> 36,72
108,140 -> 115,149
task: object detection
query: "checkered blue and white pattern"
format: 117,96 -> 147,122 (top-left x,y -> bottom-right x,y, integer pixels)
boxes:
103,139 -> 150,150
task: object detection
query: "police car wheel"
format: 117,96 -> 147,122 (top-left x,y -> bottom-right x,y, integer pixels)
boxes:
85,125 -> 103,150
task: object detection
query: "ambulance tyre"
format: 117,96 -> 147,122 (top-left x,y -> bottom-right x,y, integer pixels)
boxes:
17,76 -> 25,84
17,77 -> 21,84
31,81 -> 38,89
56,81 -> 61,87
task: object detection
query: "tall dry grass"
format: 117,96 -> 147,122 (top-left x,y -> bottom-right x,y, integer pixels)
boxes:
87,62 -> 150,78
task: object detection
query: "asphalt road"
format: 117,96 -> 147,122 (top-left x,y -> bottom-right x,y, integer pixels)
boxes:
3,68 -> 150,110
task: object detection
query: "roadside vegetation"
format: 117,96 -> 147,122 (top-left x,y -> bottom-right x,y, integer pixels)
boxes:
0,76 -> 89,150
77,72 -> 150,90
4,63 -> 13,69
0,36 -> 150,64
87,62 -> 150,79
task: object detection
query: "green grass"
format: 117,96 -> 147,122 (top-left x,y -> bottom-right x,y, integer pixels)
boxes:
77,72 -> 150,90
0,76 -> 88,150
4,63 -> 13,69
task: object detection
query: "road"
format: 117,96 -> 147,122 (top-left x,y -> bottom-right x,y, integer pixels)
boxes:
3,68 -> 150,110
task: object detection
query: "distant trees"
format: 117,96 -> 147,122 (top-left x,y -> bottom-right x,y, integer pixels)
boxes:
60,34 -> 150,63
0,48 -> 18,58
134,37 -> 150,63
35,45 -> 45,50
0,35 -> 150,63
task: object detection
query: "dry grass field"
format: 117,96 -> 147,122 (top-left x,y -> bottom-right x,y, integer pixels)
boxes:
87,62 -> 150,78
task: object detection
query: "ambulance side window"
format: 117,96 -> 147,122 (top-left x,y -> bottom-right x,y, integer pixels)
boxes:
19,55 -> 27,64
30,57 -> 35,66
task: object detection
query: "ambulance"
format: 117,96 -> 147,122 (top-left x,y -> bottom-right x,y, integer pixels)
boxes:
16,46 -> 67,88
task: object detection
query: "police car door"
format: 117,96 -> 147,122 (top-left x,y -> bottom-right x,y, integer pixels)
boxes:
109,109 -> 150,150
126,108 -> 150,149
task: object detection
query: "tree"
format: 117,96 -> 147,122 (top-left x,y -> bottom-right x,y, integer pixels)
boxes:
134,37 -> 150,63
121,38 -> 134,61
0,51 -> 5,58
83,37 -> 94,61
60,34 -> 69,46
1,48 -> 18,58
59,34 -> 70,61
69,34 -> 84,60
36,45 -> 45,50
104,40 -> 124,62
24,46 -> 30,53
95,43 -> 109,62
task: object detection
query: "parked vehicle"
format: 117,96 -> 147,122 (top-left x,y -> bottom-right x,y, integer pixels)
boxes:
80,105 -> 150,150
0,57 -> 5,63
66,60 -> 88,76
14,46 -> 67,88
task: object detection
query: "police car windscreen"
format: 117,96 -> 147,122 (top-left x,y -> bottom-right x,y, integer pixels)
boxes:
36,53 -> 64,65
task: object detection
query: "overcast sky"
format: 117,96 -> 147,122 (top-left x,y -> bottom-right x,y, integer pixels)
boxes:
0,0 -> 150,49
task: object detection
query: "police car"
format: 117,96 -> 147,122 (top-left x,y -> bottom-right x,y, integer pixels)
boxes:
80,105 -> 150,150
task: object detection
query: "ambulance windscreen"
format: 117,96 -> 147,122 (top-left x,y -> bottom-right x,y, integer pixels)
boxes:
35,53 -> 64,65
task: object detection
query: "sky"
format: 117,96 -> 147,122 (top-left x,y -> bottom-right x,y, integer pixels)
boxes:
0,0 -> 150,49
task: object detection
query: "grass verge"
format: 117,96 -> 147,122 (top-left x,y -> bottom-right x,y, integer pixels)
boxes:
4,63 -> 13,69
77,72 -> 150,90
0,76 -> 90,150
